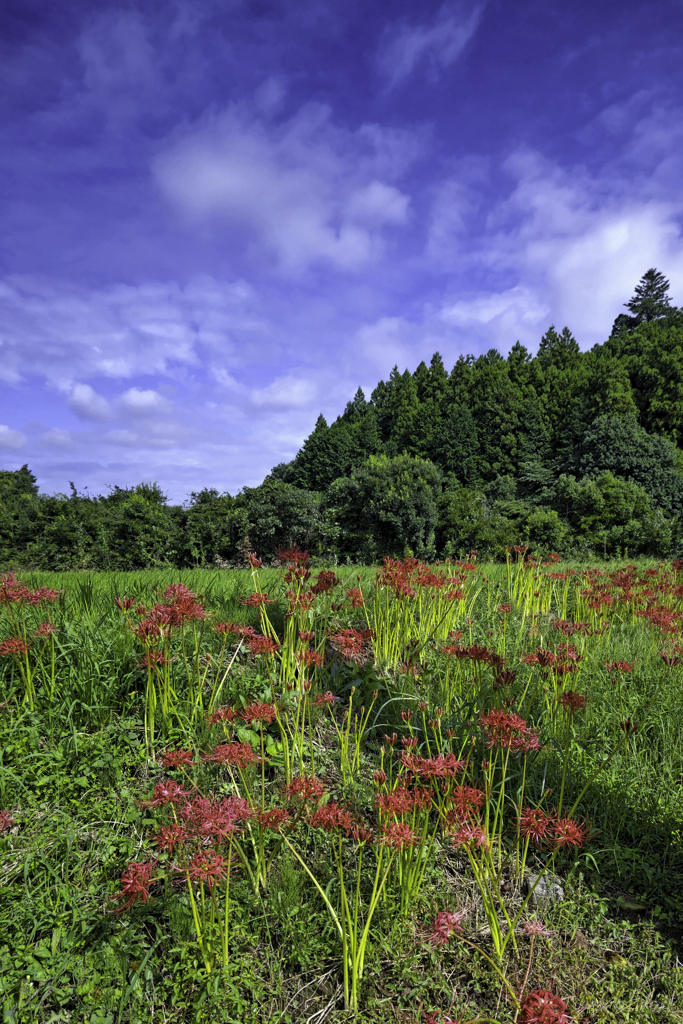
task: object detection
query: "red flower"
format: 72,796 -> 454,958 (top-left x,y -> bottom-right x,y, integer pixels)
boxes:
286,776 -> 325,804
153,823 -> 186,854
298,649 -> 323,669
313,691 -> 336,707
518,807 -> 553,846
115,597 -> 135,611
158,749 -> 194,770
381,821 -> 416,849
0,637 -> 29,657
246,635 -> 280,656
240,702 -> 277,725
35,622 -> 58,638
376,787 -> 416,816
202,742 -> 259,768
208,706 -> 238,725
553,816 -> 588,849
0,810 -> 14,832
520,989 -> 568,1023
449,823 -> 489,850
429,910 -> 466,946
139,650 -> 169,669
446,786 -> 486,823
345,587 -> 364,608
240,593 -> 271,609
187,851 -> 225,886
111,861 -> 156,912
328,628 -> 373,665
149,780 -> 191,806
559,691 -> 587,715
310,570 -> 339,595
310,802 -> 356,835
257,808 -> 290,832
248,553 -> 262,569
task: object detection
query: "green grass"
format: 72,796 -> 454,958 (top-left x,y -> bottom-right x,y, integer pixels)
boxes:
1,560 -> 683,1023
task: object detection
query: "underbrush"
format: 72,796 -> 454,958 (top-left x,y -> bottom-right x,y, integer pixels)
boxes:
1,553 -> 683,1023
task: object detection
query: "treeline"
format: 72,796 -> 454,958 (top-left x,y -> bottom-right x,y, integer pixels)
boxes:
2,269 -> 683,569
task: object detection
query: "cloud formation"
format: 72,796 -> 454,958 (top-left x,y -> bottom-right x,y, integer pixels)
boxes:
154,104 -> 415,272
378,2 -> 485,89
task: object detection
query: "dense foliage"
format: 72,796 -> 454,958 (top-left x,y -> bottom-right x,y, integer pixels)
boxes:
3,269 -> 683,569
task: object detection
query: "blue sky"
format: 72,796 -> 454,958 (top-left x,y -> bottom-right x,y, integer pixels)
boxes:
2,0 -> 683,500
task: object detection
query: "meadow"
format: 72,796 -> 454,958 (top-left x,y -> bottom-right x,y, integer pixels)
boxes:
1,553 -> 683,1024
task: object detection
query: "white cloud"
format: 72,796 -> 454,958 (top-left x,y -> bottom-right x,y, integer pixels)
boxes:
0,274 -> 256,387
153,104 -> 415,272
119,387 -> 168,415
0,424 -> 26,449
68,383 -> 111,421
378,2 -> 485,90
251,375 -> 318,409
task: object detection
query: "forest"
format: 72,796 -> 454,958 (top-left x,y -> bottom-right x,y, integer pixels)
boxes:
2,269 -> 683,569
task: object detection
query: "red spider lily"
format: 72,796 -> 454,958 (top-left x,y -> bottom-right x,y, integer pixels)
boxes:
286,590 -> 314,612
139,650 -> 169,669
619,717 -> 640,734
373,769 -> 387,786
186,851 -> 225,885
480,709 -> 535,750
376,787 -> 416,816
208,706 -> 238,725
518,807 -> 553,846
401,736 -> 419,750
158,749 -> 195,770
239,593 -> 272,609
449,823 -> 490,849
429,910 -> 466,946
115,597 -> 135,611
246,635 -> 280,656
558,691 -> 587,715
299,630 -> 315,642
148,780 -> 191,806
522,920 -> 553,937
446,786 -> 486,824
328,628 -> 373,665
111,861 -> 156,912
34,622 -> 58,638
257,808 -> 290,832
310,570 -> 339,595
0,572 -> 29,604
286,776 -> 325,803
345,587 -> 364,608
660,652 -> 681,667
214,621 -> 236,634
277,546 -> 310,566
494,669 -> 517,687
607,660 -> 634,674
0,637 -> 29,657
520,989 -> 568,1023
153,823 -> 186,854
381,821 -> 416,849
27,587 -> 61,605
239,702 -> 277,725
400,752 -> 466,780
298,649 -> 323,669
132,619 -> 164,643
310,802 -> 356,835
553,816 -> 588,849
248,553 -> 262,569
313,691 -> 336,707
0,810 -> 14,832
401,709 -> 414,723
202,742 -> 260,768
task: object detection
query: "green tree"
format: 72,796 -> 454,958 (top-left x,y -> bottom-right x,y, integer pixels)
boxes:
324,454 -> 441,560
611,268 -> 673,335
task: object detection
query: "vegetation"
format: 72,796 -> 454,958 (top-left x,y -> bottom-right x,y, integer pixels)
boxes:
2,553 -> 683,1022
3,269 -> 683,570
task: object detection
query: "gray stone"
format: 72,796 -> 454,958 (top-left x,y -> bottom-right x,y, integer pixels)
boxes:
525,872 -> 564,905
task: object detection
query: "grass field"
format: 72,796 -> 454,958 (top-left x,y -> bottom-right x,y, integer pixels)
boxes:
1,554 -> 683,1023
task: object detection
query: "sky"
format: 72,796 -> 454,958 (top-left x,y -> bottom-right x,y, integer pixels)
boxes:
2,0 -> 683,501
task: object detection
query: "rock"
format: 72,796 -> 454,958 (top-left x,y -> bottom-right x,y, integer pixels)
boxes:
525,872 -> 564,905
